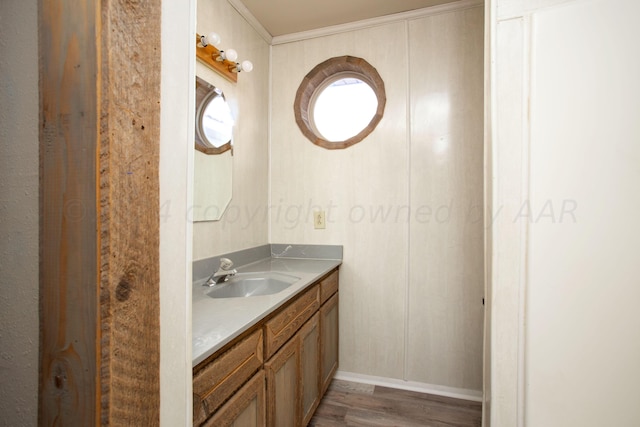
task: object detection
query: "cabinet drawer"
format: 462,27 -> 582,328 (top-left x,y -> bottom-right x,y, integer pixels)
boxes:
203,370 -> 266,427
193,330 -> 263,425
319,269 -> 338,305
264,284 -> 319,359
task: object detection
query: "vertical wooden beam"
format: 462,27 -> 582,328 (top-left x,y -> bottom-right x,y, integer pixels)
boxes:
39,0 -> 162,424
39,0 -> 99,424
98,0 -> 161,424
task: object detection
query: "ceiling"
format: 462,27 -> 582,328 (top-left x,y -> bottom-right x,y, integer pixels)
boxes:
238,0 -> 462,37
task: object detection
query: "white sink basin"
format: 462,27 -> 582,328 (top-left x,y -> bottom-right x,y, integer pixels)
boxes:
205,272 -> 300,299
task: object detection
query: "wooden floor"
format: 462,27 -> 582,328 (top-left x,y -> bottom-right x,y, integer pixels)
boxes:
309,380 -> 482,427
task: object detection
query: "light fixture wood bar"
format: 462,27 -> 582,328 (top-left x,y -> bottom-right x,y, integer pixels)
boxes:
196,34 -> 238,83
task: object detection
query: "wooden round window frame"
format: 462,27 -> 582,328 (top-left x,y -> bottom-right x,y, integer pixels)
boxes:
294,56 -> 386,150
195,76 -> 233,155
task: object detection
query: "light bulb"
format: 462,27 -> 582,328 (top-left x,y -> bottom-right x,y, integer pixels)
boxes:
216,49 -> 238,62
224,49 -> 238,62
200,31 -> 221,47
206,32 -> 221,47
240,60 -> 253,73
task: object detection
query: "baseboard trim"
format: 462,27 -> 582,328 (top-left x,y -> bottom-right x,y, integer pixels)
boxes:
334,371 -> 483,402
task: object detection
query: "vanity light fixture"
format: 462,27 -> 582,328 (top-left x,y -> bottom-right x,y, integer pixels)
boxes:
196,32 -> 253,83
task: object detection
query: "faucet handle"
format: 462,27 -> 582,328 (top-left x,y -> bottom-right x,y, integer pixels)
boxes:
219,257 -> 234,270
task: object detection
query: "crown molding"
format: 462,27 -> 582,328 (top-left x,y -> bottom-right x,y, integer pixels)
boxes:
227,0 -> 273,44
227,0 -> 483,46
271,0 -> 483,45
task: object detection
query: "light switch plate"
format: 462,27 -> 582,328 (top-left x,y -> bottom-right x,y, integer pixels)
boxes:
314,211 -> 326,229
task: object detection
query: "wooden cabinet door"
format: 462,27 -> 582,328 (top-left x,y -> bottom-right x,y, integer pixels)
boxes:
300,313 -> 320,426
265,337 -> 299,427
320,293 -> 339,395
203,370 -> 266,427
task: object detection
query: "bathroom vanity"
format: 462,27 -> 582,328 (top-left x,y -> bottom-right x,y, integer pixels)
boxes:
192,245 -> 341,426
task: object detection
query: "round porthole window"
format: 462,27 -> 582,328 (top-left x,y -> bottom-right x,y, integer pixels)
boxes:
294,56 -> 386,149
201,95 -> 234,148
195,76 -> 234,155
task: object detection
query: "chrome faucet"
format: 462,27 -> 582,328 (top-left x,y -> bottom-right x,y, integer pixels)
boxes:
204,257 -> 237,287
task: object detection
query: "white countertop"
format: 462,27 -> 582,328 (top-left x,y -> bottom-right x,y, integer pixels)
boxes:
192,256 -> 341,367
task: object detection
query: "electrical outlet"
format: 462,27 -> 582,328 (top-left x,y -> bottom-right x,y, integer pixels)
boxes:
314,211 -> 326,229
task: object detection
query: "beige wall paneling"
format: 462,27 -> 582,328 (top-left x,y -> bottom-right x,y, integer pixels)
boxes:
482,0 -> 494,424
525,0 -> 640,425
497,0 -> 578,19
270,22 -> 410,379
490,14 -> 528,427
192,0 -> 271,260
160,0 -> 195,424
0,0 -> 39,424
491,0 -> 640,424
407,6 -> 485,392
